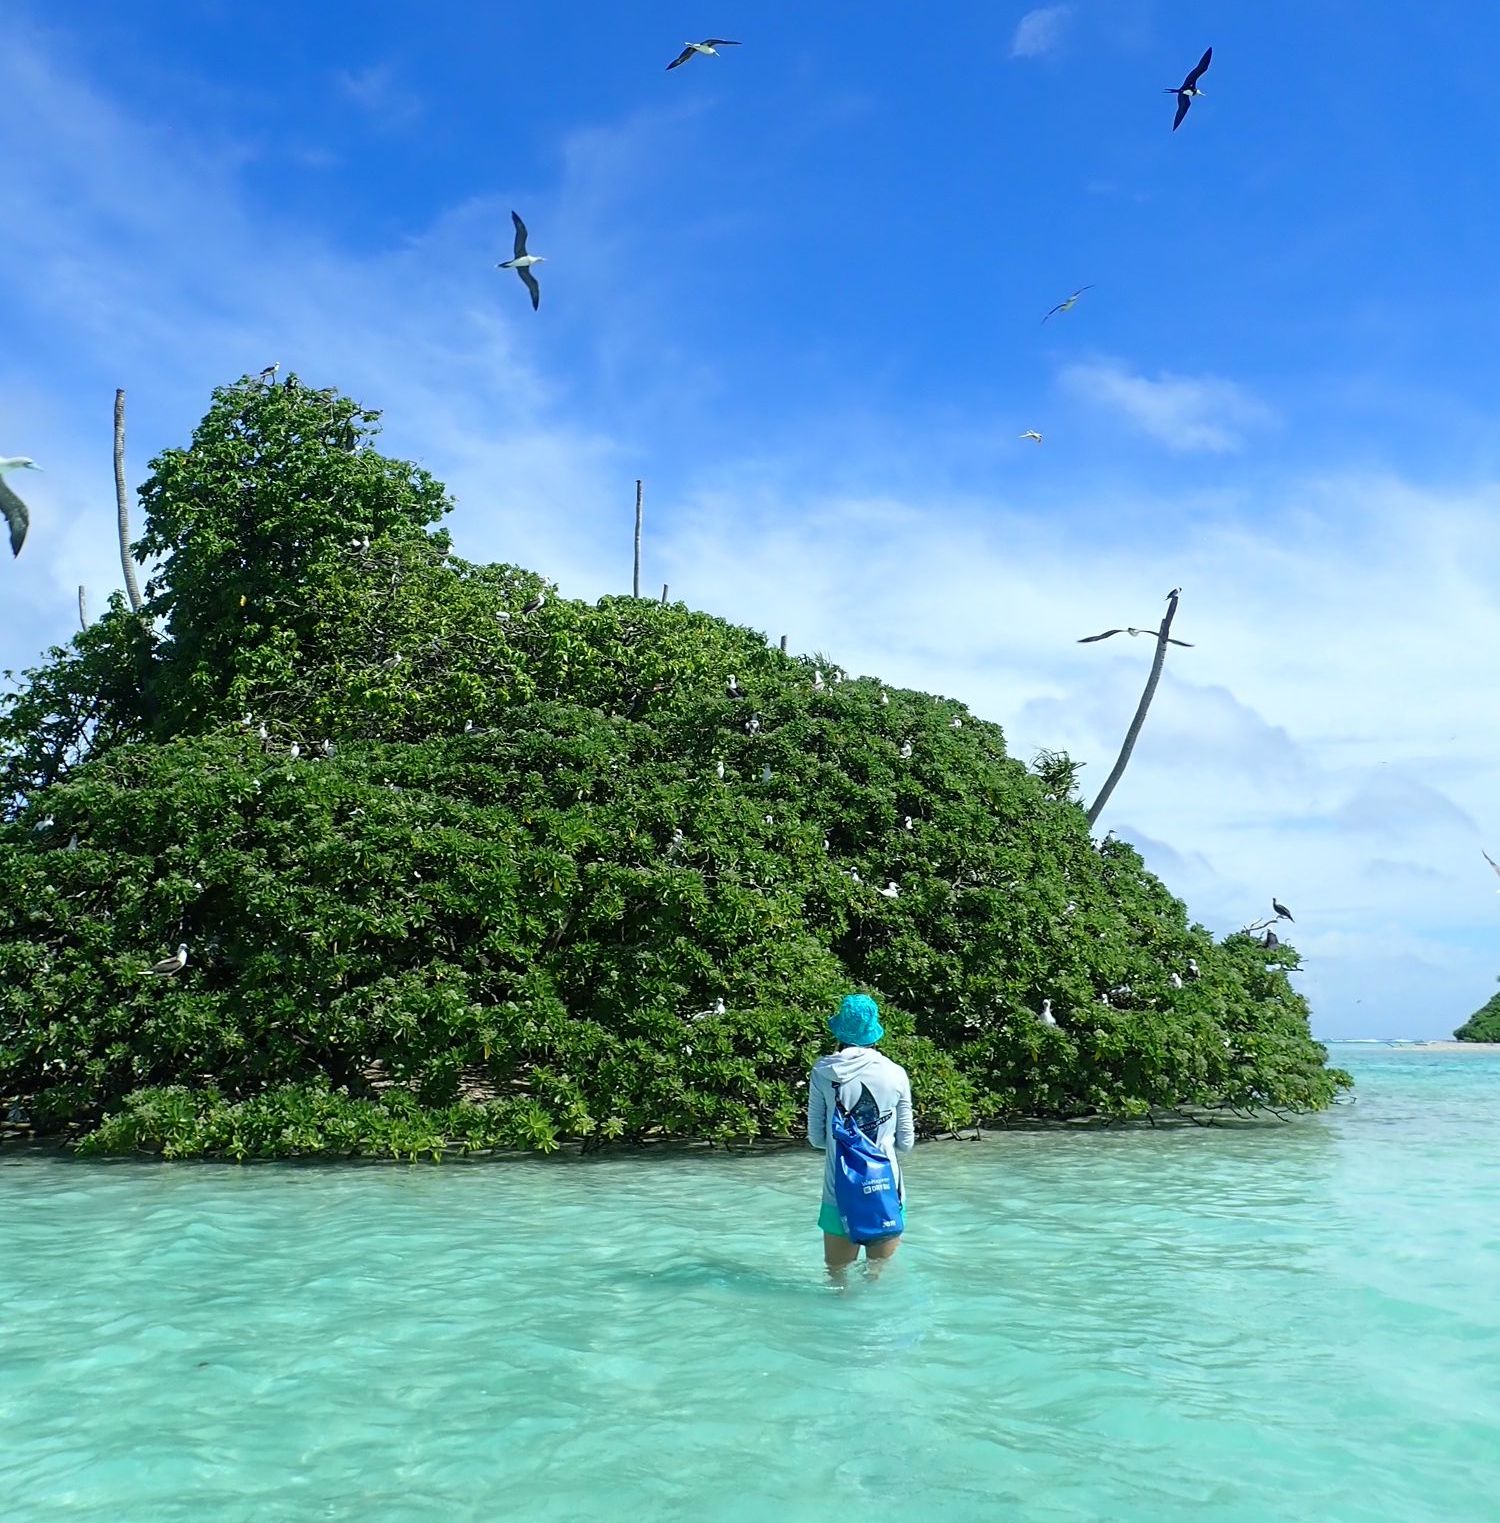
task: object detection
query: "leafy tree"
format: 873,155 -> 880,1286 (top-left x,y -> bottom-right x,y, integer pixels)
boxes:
1454,979 -> 1500,1042
0,376 -> 1350,1158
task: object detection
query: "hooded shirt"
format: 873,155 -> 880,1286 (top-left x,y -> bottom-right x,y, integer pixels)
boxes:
806,1045 -> 915,1209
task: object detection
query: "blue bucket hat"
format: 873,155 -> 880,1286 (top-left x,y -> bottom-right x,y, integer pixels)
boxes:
830,992 -> 884,1046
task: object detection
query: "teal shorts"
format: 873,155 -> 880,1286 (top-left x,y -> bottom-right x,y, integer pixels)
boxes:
818,1200 -> 904,1239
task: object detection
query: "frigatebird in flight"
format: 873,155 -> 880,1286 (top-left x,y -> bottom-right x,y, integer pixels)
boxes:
1166,47 -> 1212,131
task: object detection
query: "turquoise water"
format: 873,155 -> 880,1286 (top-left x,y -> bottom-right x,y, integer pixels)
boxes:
4,1046 -> 1499,1522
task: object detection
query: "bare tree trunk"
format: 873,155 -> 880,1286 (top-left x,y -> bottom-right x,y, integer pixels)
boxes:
633,479 -> 643,597
114,389 -> 143,613
1086,590 -> 1181,826
77,585 -> 88,631
779,635 -> 788,653
660,582 -> 669,606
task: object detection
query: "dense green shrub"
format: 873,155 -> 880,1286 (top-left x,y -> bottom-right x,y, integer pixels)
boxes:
1454,982 -> 1500,1042
0,376 -> 1348,1157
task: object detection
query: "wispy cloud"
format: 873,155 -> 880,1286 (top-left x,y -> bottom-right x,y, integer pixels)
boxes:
1060,359 -> 1277,452
1010,5 -> 1073,59
336,64 -> 422,127
2,20 -> 1499,1039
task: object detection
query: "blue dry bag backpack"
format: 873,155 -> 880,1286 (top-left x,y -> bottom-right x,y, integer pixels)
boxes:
830,1082 -> 905,1244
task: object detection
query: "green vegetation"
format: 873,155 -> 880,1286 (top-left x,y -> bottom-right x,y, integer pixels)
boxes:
1454,980 -> 1500,1042
0,377 -> 1349,1159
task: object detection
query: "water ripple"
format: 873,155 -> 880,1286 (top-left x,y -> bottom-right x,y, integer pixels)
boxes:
3,1046 -> 1498,1521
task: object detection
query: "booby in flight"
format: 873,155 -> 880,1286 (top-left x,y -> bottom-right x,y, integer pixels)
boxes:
0,457 -> 41,556
1042,287 -> 1092,323
1019,430 -> 1044,444
1077,627 -> 1194,647
498,211 -> 545,310
1166,47 -> 1212,131
667,39 -> 740,70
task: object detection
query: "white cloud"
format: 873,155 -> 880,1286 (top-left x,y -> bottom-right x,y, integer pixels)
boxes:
335,64 -> 422,127
1010,5 -> 1073,59
1,20 -> 1498,1042
1060,358 -> 1277,452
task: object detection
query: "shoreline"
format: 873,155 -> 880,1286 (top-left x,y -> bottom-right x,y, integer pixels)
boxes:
1327,1041 -> 1500,1053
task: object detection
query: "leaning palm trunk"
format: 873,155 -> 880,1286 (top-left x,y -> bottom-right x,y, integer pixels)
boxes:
114,389 -> 143,613
1086,590 -> 1182,826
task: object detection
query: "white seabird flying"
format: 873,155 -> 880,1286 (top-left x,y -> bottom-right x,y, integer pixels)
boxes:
497,211 -> 546,311
145,943 -> 189,978
1166,47 -> 1212,131
0,457 -> 41,557
1019,430 -> 1044,444
667,39 -> 741,71
1077,627 -> 1194,647
1042,287 -> 1092,323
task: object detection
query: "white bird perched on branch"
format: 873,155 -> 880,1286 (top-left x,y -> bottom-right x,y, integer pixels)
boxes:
715,760 -> 725,780
747,714 -> 761,734
289,742 -> 301,759
903,816 -> 913,831
1169,971 -> 1183,989
879,689 -> 889,706
899,742 -> 913,759
950,716 -> 962,728
666,38 -> 740,70
1038,998 -> 1058,1028
0,457 -> 41,557
812,669 -> 825,693
726,675 -> 746,701
668,828 -> 685,856
145,944 -> 189,977
760,764 -> 774,784
878,880 -> 900,899
497,211 -> 545,310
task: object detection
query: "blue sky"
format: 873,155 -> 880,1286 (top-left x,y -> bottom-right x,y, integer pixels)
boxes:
2,1 -> 1498,1037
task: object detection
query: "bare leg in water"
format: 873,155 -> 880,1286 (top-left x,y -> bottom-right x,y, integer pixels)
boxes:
824,1233 -> 901,1279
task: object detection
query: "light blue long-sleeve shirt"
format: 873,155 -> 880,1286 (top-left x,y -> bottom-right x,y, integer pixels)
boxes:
806,1045 -> 914,1207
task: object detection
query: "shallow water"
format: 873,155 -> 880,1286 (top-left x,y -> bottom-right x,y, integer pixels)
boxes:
4,1046 -> 1499,1522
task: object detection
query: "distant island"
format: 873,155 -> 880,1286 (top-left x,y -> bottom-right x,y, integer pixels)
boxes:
0,376 -> 1349,1159
1455,980 -> 1500,1043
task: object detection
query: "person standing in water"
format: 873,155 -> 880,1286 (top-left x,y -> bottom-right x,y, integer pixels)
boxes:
807,993 -> 915,1273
